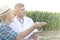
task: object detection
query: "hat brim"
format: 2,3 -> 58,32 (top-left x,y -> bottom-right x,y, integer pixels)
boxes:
0,9 -> 10,17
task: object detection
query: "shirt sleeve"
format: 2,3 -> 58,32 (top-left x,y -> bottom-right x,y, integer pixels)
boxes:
4,31 -> 18,40
29,18 -> 38,32
24,18 -> 38,39
30,19 -> 38,38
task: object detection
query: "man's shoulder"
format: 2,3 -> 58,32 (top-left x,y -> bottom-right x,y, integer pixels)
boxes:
0,22 -> 7,26
0,22 -> 17,40
0,22 -> 12,31
25,16 -> 33,21
13,16 -> 18,22
14,16 -> 17,20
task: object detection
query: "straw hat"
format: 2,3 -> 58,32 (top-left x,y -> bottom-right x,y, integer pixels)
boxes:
0,5 -> 10,17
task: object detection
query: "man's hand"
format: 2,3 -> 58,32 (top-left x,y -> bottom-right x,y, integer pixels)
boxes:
33,22 -> 47,29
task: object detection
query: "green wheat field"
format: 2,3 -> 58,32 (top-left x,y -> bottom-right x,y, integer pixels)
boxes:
26,11 -> 60,40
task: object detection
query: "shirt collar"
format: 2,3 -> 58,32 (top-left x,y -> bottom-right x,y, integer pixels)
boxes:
16,16 -> 25,24
16,16 -> 26,20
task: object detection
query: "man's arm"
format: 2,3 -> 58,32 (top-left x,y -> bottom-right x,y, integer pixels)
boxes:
15,22 -> 47,40
15,24 -> 35,40
29,18 -> 38,40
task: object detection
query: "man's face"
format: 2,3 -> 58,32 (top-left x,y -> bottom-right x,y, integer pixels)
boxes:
3,10 -> 14,23
15,7 -> 25,18
0,10 -> 14,24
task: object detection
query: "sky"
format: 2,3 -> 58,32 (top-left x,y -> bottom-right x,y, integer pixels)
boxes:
0,0 -> 60,12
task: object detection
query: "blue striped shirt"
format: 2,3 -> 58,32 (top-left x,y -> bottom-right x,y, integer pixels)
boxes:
0,22 -> 17,40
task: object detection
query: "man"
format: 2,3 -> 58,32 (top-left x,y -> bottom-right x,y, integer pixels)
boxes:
9,3 -> 38,40
0,5 -> 47,40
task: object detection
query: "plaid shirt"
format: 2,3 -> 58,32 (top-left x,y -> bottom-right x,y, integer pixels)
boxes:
0,22 -> 17,40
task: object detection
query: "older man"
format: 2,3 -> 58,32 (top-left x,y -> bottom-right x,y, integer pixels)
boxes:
9,3 -> 38,40
0,5 -> 47,40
